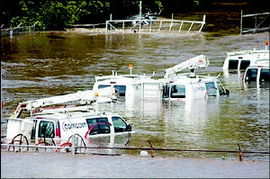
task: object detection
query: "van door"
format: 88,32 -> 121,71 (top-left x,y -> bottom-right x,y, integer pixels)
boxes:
111,116 -> 131,133
86,117 -> 111,136
37,120 -> 55,139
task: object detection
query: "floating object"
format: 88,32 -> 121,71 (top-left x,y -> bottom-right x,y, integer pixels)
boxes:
140,150 -> 149,156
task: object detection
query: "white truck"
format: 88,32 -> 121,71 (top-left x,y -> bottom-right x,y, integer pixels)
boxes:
93,54 -> 229,102
6,88 -> 133,152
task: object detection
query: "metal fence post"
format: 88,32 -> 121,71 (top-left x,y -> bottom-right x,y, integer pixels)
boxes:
72,135 -> 76,155
240,10 -> 243,35
238,143 -> 243,161
147,140 -> 155,158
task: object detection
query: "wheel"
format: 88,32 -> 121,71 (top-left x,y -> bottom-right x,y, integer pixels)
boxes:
55,134 -> 86,153
8,134 -> 29,152
68,134 -> 87,154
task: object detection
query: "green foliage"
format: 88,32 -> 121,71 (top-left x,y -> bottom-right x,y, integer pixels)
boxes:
7,0 -> 110,30
5,0 -> 163,30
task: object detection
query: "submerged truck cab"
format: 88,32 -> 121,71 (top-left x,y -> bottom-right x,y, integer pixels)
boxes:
162,77 -> 229,101
243,63 -> 270,87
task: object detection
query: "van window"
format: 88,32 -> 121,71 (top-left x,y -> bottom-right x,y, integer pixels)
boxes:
240,60 -> 250,70
260,69 -> 270,82
31,120 -> 37,139
98,85 -> 111,89
112,117 -> 128,133
205,82 -> 217,96
245,68 -> 258,82
38,121 -> 55,138
86,118 -> 110,135
228,59 -> 239,69
170,85 -> 185,98
114,85 -> 126,96
162,85 -> 170,98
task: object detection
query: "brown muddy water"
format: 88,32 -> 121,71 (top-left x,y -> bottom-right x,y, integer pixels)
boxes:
1,31 -> 269,161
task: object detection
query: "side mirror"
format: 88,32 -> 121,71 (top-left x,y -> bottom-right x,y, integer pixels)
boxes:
225,89 -> 230,96
126,124 -> 132,131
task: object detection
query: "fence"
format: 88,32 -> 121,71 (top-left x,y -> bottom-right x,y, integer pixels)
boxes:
1,138 -> 269,161
105,15 -> 206,33
240,11 -> 270,34
1,22 -> 38,37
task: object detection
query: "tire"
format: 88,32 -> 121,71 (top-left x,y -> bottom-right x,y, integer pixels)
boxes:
8,134 -> 29,152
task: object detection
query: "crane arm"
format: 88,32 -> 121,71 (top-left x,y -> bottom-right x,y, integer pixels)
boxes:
12,87 -> 116,119
164,55 -> 209,79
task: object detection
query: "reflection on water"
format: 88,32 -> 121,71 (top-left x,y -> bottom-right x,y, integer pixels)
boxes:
1,31 -> 269,159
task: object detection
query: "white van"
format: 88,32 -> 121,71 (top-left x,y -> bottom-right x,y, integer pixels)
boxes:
162,74 -> 229,101
6,108 -> 133,147
242,60 -> 270,87
223,44 -> 269,71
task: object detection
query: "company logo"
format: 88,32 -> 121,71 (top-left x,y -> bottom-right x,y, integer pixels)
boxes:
62,122 -> 87,131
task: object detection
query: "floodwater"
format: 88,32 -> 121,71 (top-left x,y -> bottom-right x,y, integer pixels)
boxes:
1,152 -> 269,178
1,30 -> 269,161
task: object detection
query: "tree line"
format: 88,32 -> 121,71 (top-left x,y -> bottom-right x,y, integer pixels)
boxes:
0,0 -> 268,30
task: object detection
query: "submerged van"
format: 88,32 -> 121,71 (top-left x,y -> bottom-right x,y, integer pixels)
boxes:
243,60 -> 270,87
162,74 -> 229,101
6,105 -> 133,148
223,42 -> 269,71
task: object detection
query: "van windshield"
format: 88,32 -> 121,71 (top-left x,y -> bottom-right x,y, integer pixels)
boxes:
114,85 -> 126,96
170,85 -> 185,98
240,60 -> 250,70
205,82 -> 217,96
228,59 -> 239,69
260,69 -> 270,82
98,85 -> 111,89
245,68 -> 258,82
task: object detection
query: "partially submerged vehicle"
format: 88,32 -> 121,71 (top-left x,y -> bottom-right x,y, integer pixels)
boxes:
161,55 -> 229,100
223,41 -> 269,72
93,55 -> 229,102
161,74 -> 229,101
6,88 -> 133,152
242,59 -> 270,88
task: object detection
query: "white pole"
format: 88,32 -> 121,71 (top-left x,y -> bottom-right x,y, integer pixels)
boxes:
72,135 -> 76,155
139,1 -> 142,32
109,14 -> 112,31
240,10 -> 243,35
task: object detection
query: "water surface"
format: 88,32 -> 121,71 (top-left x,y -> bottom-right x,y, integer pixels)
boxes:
1,31 -> 269,160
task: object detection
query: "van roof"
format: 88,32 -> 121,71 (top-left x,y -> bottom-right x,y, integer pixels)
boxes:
26,111 -> 120,121
169,74 -> 218,84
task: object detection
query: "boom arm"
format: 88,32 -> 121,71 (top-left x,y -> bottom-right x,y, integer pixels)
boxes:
12,88 -> 116,119
164,55 -> 209,79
